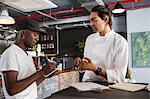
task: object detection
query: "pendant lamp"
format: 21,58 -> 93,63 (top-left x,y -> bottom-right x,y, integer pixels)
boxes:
112,1 -> 125,14
0,5 -> 15,25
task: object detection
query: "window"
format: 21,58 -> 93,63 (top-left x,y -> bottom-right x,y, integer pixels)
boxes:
131,31 -> 150,67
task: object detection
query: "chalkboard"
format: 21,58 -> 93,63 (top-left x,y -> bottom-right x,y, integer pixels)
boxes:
38,30 -> 57,54
38,26 -> 92,56
59,26 -> 92,57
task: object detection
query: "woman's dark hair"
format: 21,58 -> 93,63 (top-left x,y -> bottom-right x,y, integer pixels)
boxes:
91,5 -> 112,28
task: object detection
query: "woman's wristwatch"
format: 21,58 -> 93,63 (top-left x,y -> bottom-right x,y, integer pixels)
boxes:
94,67 -> 102,75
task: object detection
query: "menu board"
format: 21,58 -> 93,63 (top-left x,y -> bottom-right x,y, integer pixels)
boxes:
38,30 -> 57,54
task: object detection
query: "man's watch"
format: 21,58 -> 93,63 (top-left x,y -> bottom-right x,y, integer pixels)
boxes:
94,67 -> 102,75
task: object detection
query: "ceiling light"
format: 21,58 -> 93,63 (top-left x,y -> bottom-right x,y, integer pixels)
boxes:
2,0 -> 58,12
112,1 -> 125,14
0,6 -> 15,25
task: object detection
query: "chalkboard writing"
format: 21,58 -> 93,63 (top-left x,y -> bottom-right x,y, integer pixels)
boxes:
38,30 -> 57,54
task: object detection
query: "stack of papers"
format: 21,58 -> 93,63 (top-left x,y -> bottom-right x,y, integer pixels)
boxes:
146,83 -> 150,91
70,82 -> 109,92
109,83 -> 147,92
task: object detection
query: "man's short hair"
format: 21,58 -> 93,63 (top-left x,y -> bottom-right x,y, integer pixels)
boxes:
91,5 -> 112,27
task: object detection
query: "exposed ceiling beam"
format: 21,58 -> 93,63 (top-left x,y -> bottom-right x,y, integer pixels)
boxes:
40,15 -> 89,26
107,0 -> 144,6
125,4 -> 150,10
13,0 -> 149,24
15,7 -> 86,20
15,3 -> 149,21
40,4 -> 150,26
39,13 -> 88,23
80,0 -> 104,11
35,10 -> 57,20
48,7 -> 85,15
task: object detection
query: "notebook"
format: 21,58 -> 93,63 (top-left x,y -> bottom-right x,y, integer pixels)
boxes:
70,82 -> 109,92
109,83 -> 147,92
146,83 -> 150,91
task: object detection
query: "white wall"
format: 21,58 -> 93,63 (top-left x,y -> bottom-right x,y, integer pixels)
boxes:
127,7 -> 150,83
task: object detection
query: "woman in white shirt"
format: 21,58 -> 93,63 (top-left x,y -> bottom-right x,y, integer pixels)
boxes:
75,5 -> 128,83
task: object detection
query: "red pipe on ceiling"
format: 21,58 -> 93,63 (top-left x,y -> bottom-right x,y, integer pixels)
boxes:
57,14 -> 88,19
15,7 -> 86,20
107,0 -> 144,6
39,3 -> 150,22
49,7 -> 85,15
15,0 -> 149,21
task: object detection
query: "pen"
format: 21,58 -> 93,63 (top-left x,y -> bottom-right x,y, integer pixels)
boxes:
43,68 -> 59,78
92,88 -> 103,93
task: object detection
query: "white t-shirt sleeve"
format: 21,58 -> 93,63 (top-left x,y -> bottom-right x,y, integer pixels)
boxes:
0,50 -> 19,72
106,39 -> 128,83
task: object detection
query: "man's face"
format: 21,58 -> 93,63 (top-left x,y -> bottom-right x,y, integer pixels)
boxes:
24,29 -> 39,48
89,12 -> 106,33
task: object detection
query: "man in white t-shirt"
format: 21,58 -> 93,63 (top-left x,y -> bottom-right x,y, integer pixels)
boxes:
74,5 -> 128,83
0,19 -> 57,99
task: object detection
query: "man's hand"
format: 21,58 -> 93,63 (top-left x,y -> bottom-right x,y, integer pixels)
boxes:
79,57 -> 97,71
74,57 -> 97,71
74,57 -> 82,67
41,62 -> 57,76
80,57 -> 107,78
74,57 -> 107,78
